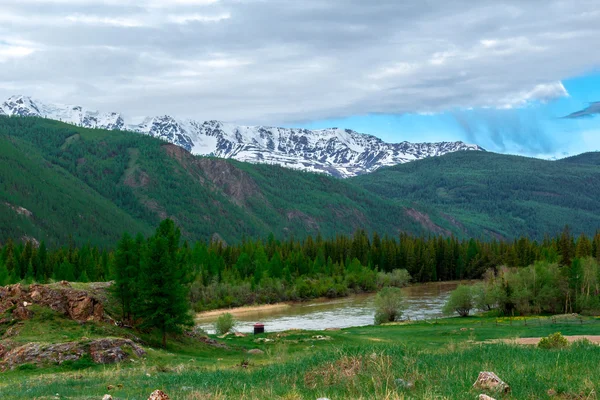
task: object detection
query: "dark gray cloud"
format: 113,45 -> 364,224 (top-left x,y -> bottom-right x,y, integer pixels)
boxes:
563,102 -> 600,119
0,0 -> 599,125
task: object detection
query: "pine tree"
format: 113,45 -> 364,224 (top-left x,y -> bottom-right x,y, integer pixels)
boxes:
111,233 -> 139,321
0,262 -> 9,286
137,220 -> 193,347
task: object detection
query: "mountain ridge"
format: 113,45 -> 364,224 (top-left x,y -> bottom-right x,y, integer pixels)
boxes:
0,95 -> 483,178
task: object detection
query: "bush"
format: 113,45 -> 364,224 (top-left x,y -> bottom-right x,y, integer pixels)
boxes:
443,285 -> 474,317
374,287 -> 405,325
377,269 -> 411,288
214,313 -> 236,335
538,332 -> 569,349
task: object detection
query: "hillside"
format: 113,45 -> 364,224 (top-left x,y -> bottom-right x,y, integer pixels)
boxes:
352,151 -> 600,239
559,152 -> 600,166
3,115 -> 600,246
0,116 -> 431,246
1,95 -> 483,178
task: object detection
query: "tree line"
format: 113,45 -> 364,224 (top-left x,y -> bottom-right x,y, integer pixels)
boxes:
1,223 -> 598,308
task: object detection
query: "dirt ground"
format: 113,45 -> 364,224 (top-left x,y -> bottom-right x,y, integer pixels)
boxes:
495,335 -> 600,345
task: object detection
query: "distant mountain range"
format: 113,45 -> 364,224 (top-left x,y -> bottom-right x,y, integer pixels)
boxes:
1,95 -> 483,177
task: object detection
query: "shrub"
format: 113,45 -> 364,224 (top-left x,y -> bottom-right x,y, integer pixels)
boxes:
214,312 -> 236,335
377,269 -> 411,288
61,355 -> 95,370
374,287 -> 405,325
443,285 -> 474,317
16,363 -> 37,371
538,332 -> 569,349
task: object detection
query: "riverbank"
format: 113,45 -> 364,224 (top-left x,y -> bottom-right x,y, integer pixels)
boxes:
196,302 -> 292,319
195,280 -> 465,333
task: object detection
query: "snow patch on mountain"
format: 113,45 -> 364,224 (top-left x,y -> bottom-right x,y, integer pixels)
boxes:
1,95 -> 484,178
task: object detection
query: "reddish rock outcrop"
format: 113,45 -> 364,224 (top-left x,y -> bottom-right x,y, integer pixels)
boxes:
0,283 -> 105,322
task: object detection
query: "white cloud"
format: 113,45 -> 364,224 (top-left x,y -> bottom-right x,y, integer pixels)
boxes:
64,14 -> 146,27
0,0 -> 599,124
501,82 -> 569,108
168,12 -> 231,24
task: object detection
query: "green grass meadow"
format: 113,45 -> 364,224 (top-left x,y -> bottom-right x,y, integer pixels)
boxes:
2,315 -> 599,399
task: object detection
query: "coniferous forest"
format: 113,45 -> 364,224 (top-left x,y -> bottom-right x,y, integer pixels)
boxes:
1,222 -> 599,314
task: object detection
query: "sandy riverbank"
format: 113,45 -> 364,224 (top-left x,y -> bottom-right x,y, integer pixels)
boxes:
196,303 -> 292,319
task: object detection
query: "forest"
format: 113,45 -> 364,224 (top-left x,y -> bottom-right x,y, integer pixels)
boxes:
1,221 -> 598,313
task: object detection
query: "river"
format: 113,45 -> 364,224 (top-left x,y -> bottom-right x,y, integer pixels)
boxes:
195,281 -> 464,334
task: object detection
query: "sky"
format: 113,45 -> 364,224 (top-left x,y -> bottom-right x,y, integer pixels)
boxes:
1,0 -> 599,158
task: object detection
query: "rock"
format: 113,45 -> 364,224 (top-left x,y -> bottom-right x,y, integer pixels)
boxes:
0,283 -> 105,322
317,398 -> 331,400
12,305 -> 33,320
148,390 -> 170,400
7,284 -> 23,298
473,372 -> 510,393
234,332 -> 247,337
1,342 -> 85,370
253,337 -> 274,343
547,389 -> 557,396
102,394 -> 113,400
66,291 -> 104,321
89,338 -> 146,364
479,395 -> 496,400
0,338 -> 145,370
394,378 -> 414,389
247,349 -> 264,355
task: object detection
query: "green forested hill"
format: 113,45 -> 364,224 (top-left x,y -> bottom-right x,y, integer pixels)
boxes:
351,151 -> 600,239
559,152 -> 600,165
3,115 -> 600,246
0,116 -> 425,246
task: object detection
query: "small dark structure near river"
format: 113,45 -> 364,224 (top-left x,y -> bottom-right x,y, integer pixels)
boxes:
254,323 -> 265,334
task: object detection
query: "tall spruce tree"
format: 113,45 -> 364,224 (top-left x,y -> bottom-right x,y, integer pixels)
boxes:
110,233 -> 139,322
137,220 -> 193,347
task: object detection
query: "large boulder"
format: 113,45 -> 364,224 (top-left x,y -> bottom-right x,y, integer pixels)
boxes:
473,372 -> 510,393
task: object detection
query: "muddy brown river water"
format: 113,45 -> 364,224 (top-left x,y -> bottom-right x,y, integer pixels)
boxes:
196,281 -> 466,334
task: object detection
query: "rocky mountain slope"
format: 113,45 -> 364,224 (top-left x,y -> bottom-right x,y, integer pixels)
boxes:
1,95 -> 483,178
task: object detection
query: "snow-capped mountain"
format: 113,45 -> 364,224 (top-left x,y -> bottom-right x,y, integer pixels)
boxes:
1,95 -> 484,177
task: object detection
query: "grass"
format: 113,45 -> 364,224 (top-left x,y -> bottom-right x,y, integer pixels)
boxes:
1,315 -> 599,399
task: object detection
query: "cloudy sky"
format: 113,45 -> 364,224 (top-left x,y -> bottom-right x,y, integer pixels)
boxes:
1,0 -> 599,157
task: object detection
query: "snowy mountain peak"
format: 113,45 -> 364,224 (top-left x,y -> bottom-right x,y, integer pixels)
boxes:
3,95 -> 42,117
0,95 -> 484,177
